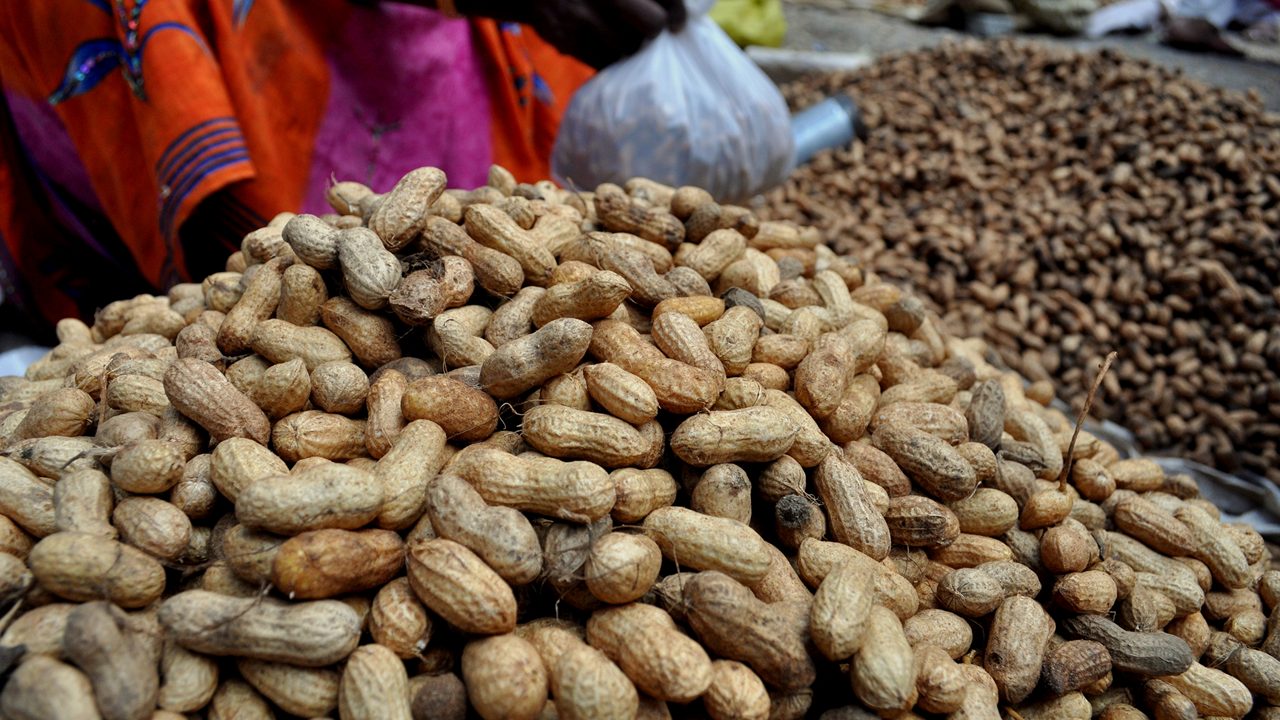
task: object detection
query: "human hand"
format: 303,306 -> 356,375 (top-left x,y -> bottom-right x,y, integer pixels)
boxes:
461,0 -> 687,68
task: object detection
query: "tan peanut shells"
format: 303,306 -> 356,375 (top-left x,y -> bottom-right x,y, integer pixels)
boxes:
0,162 -> 1273,720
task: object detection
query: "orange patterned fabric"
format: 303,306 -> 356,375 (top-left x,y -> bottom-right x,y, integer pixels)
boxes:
473,19 -> 594,185
0,1 -> 591,326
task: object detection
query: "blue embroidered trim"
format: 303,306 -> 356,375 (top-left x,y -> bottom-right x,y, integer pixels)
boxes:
232,0 -> 254,28
159,124 -> 242,189
49,0 -> 210,105
155,116 -> 236,179
159,149 -> 250,238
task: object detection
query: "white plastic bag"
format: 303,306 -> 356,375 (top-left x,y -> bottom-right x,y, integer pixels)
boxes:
551,0 -> 794,202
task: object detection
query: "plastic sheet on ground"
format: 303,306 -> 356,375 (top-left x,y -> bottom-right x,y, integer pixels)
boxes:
1052,398 -> 1280,539
0,347 -> 48,378
1150,457 -> 1280,539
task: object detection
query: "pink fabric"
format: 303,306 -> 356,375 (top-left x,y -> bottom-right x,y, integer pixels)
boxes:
303,3 -> 492,215
4,91 -> 98,210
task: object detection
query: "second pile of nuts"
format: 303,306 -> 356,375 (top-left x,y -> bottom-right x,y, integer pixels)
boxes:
765,39 -> 1280,483
0,160 -> 1276,720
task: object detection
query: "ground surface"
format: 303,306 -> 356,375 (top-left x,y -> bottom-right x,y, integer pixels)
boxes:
779,2 -> 1280,109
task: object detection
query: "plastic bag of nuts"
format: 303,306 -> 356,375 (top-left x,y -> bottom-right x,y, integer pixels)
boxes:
551,0 -> 794,201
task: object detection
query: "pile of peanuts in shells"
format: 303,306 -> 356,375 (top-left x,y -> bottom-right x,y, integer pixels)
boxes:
764,39 -> 1280,484
0,161 -> 1277,720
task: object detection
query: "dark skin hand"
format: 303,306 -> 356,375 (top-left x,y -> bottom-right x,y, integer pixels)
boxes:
414,0 -> 687,69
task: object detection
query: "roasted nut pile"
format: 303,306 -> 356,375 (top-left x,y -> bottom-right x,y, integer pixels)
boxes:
764,39 -> 1280,483
0,164 -> 1276,720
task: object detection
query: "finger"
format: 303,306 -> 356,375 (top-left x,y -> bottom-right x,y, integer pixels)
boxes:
454,0 -> 528,21
653,0 -> 687,30
574,36 -> 623,69
556,2 -> 635,68
608,0 -> 670,38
